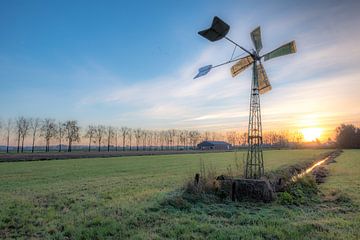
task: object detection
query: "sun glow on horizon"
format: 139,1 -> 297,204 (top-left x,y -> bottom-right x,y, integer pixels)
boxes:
301,128 -> 323,142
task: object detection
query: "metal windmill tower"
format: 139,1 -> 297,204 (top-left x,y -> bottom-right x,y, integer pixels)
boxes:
195,17 -> 296,179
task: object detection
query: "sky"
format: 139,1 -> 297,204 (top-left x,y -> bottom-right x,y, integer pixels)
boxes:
1,0 -> 360,140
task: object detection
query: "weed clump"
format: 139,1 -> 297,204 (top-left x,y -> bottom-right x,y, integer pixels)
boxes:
312,166 -> 329,183
182,161 -> 224,203
277,175 -> 319,205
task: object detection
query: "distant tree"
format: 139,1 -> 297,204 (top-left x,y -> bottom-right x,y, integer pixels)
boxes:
179,130 -> 187,150
336,124 -> 360,149
170,129 -> 176,150
128,128 -> 133,151
63,120 -> 80,152
189,130 -> 201,149
134,128 -> 142,151
0,119 -> 2,148
152,131 -> 160,150
291,131 -> 304,148
146,130 -> 154,151
29,118 -> 41,153
15,117 -> 30,153
15,117 -> 21,153
94,125 -> 106,152
85,125 -> 96,152
159,130 -> 166,150
106,126 -> 115,152
40,118 -> 57,152
5,119 -> 12,153
142,130 -> 148,151
114,128 -> 119,151
120,127 -> 130,151
57,122 -> 65,152
226,131 -> 237,146
203,131 -> 210,141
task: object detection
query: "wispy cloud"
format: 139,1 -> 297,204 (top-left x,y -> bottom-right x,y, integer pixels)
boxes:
75,3 -> 360,135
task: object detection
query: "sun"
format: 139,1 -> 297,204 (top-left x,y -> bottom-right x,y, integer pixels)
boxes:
301,128 -> 323,142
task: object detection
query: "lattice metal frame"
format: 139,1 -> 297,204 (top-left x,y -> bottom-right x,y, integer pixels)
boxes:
245,62 -> 264,179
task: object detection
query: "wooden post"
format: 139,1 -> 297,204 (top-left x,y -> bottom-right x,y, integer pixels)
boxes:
194,173 -> 200,185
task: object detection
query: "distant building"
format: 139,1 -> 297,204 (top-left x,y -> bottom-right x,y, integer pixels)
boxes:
197,141 -> 232,150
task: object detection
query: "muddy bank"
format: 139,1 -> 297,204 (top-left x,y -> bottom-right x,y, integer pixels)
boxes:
266,149 -> 342,192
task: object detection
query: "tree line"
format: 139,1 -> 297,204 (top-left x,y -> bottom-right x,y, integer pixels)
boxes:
0,117 -> 206,153
2,117 -> 346,154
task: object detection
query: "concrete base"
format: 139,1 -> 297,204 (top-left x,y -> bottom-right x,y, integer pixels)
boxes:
219,178 -> 275,203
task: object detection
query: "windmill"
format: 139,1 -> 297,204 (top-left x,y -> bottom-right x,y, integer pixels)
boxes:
195,16 -> 296,179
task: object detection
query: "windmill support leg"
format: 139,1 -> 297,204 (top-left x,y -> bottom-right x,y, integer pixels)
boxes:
245,63 -> 264,179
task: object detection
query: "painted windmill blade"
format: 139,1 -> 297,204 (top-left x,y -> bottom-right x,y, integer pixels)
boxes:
257,63 -> 272,94
251,26 -> 263,53
230,55 -> 254,77
263,41 -> 297,61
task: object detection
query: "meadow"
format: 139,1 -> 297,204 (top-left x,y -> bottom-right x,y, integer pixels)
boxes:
0,149 -> 359,239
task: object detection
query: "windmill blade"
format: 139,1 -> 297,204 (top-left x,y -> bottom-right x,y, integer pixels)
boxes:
230,55 -> 254,77
198,16 -> 230,42
256,63 -> 272,94
251,26 -> 262,53
263,41 -> 296,61
194,65 -> 213,79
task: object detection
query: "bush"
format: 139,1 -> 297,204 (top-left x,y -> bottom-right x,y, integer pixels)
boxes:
278,192 -> 294,205
278,175 -> 319,205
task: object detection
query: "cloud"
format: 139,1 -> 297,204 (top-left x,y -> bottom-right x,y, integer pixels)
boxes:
77,3 -> 360,134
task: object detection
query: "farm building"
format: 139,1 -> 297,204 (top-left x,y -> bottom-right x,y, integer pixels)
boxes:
197,141 -> 232,150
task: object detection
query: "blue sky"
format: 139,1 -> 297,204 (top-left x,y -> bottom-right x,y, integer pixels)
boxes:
1,0 -> 359,137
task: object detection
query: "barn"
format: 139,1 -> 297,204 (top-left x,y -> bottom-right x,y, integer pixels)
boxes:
197,141 -> 232,150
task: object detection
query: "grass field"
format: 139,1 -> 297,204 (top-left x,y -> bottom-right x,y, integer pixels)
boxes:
0,149 -> 359,239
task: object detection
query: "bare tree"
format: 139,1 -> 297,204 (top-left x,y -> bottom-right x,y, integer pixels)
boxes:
29,118 -> 41,153
15,117 -> 30,153
159,130 -> 166,150
226,131 -> 237,146
204,131 -> 210,141
63,120 -> 80,152
120,127 -> 130,151
134,128 -> 142,151
40,118 -> 57,152
146,130 -> 154,151
15,120 -> 21,153
84,125 -> 96,152
114,128 -> 118,151
0,119 -> 2,148
153,131 -> 160,150
5,119 -> 12,153
57,122 -> 65,152
94,125 -> 106,152
142,130 -> 148,151
106,126 -> 115,152
179,130 -> 188,150
189,130 -> 201,149
128,128 -> 133,151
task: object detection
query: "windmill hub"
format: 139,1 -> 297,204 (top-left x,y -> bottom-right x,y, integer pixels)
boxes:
195,16 -> 297,179
251,51 -> 260,61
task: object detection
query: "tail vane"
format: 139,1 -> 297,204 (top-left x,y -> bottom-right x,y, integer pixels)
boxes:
194,65 -> 213,79
198,16 -> 230,42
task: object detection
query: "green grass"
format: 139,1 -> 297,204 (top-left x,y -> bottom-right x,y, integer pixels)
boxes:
0,149 -> 359,239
